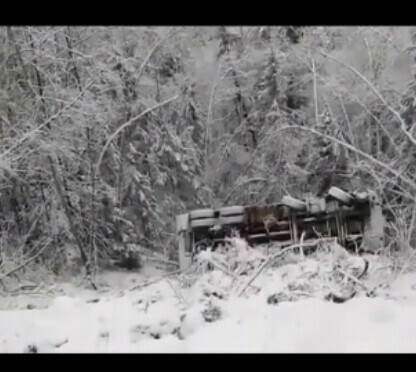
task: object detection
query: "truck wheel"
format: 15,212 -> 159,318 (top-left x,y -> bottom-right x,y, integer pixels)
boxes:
282,196 -> 307,211
328,187 -> 352,205
352,191 -> 369,203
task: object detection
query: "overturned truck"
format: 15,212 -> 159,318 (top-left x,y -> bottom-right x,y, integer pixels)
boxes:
176,187 -> 385,270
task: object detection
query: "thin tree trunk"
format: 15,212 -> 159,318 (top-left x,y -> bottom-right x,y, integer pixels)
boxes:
25,31 -> 94,280
47,154 -> 92,277
218,26 -> 257,149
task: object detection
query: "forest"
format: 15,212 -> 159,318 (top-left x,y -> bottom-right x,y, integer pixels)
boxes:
1,26 -> 415,284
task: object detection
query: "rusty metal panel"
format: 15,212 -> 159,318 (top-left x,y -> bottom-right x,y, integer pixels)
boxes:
245,204 -> 289,228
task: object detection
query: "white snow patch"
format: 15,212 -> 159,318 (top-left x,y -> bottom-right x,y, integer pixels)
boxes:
2,254 -> 416,353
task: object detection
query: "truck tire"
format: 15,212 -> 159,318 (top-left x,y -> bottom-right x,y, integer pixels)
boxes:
352,191 -> 369,203
328,187 -> 352,205
282,196 -> 307,211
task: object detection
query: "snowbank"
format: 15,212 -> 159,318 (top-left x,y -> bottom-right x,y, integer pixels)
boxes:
1,239 -> 416,353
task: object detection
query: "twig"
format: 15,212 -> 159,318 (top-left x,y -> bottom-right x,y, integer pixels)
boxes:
95,95 -> 178,176
165,278 -> 186,303
142,256 -> 179,267
299,231 -> 306,261
271,125 -> 416,196
128,267 -> 185,291
134,28 -> 177,80
53,338 -> 69,349
334,259 -> 370,293
397,246 -> 416,278
238,243 -> 315,297
316,49 -> 416,149
0,239 -> 52,281
0,81 -> 94,161
200,257 -> 236,278
0,290 -> 49,296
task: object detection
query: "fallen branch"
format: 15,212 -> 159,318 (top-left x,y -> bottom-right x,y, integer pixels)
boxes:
128,260 -> 210,292
142,256 -> 179,267
129,268 -> 184,292
198,256 -> 236,278
332,258 -> 370,291
238,242 -> 317,297
0,288 -> 50,296
53,338 -> 69,349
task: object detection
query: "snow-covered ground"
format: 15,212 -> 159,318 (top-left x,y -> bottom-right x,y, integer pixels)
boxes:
2,241 -> 416,353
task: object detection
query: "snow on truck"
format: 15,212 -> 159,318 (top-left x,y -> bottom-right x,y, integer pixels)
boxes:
175,187 -> 385,270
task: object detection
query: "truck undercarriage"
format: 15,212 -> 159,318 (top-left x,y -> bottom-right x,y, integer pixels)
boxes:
176,187 -> 385,270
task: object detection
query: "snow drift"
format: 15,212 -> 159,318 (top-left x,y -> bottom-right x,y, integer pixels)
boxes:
0,237 -> 415,353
